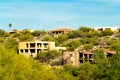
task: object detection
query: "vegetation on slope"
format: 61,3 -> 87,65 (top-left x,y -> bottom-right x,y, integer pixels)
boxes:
0,26 -> 120,79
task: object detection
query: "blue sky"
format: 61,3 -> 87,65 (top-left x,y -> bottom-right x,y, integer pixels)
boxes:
0,0 -> 120,31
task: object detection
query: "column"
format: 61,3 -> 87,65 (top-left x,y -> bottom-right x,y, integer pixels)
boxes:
87,54 -> 89,61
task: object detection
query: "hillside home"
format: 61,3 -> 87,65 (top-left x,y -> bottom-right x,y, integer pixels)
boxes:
9,29 -> 21,34
63,49 -> 115,66
97,28 -> 103,32
22,29 -> 35,33
63,50 -> 94,66
117,27 -> 120,32
103,49 -> 116,58
19,40 -> 66,58
49,28 -> 71,35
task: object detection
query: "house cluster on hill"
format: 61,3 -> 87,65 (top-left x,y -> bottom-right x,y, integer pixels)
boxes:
16,27 -> 120,66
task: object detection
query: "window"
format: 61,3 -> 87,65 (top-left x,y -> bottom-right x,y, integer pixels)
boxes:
26,43 -> 28,48
107,53 -> 113,58
20,49 -> 23,53
84,54 -> 88,60
30,49 -> 35,53
37,43 -> 41,48
25,49 -> 28,53
79,53 -> 83,59
37,49 -> 41,53
43,43 -> 48,48
71,61 -> 73,63
44,45 -> 47,48
30,43 -> 35,48
80,60 -> 83,63
89,54 -> 93,60
70,54 -> 72,57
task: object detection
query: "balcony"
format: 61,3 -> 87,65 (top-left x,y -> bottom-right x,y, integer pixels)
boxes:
30,43 -> 35,48
89,54 -> 94,60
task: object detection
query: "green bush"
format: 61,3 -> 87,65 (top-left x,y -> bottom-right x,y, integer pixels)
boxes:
84,43 -> 93,50
67,40 -> 81,51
